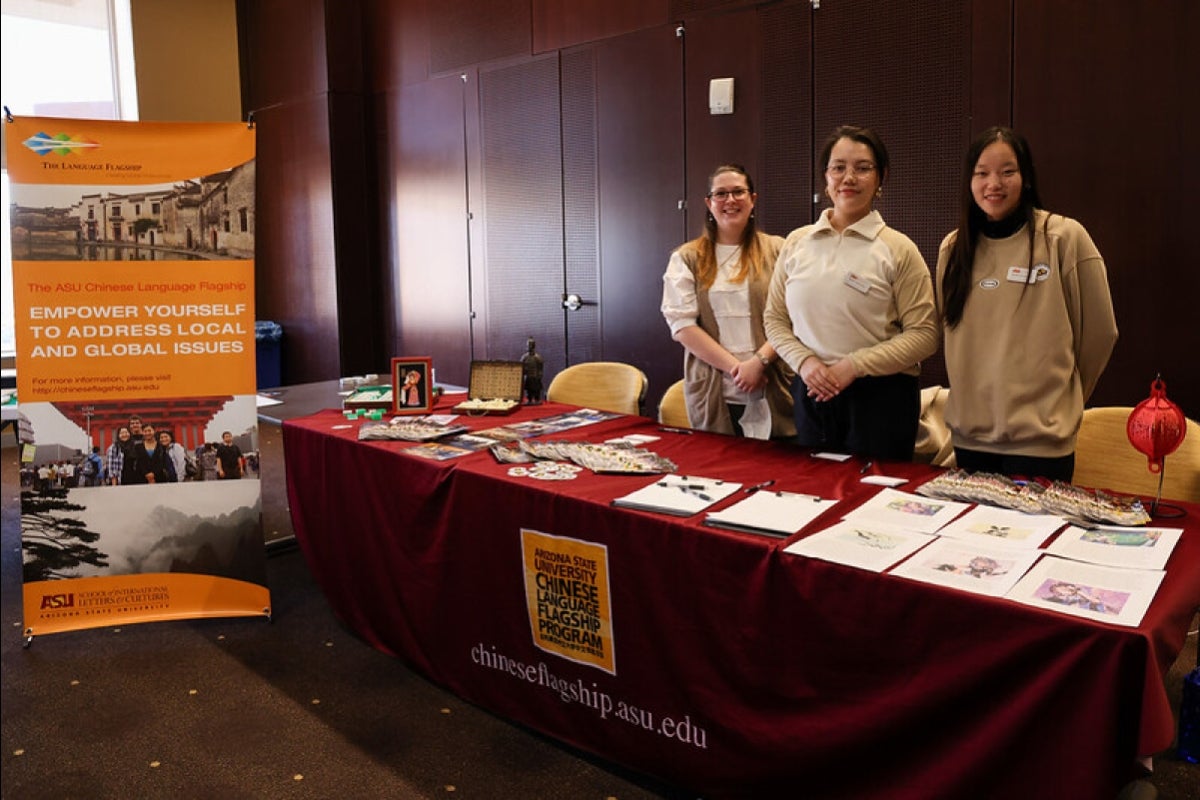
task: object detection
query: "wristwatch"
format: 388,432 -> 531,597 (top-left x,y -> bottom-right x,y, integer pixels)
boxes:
754,352 -> 771,367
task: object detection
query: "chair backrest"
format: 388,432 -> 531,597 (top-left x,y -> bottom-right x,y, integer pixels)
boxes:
657,379 -> 690,428
1073,406 -> 1200,503
546,362 -> 648,416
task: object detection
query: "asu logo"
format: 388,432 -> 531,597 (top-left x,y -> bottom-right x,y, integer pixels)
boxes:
40,593 -> 75,609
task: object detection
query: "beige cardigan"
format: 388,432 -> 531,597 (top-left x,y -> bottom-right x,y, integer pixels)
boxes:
674,231 -> 796,437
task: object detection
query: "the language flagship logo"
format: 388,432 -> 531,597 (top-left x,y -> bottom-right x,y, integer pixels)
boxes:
23,131 -> 100,157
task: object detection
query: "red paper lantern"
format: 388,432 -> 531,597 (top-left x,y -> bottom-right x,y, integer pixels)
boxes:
1126,377 -> 1187,473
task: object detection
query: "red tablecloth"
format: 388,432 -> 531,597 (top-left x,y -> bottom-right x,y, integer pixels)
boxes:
282,401 -> 1200,800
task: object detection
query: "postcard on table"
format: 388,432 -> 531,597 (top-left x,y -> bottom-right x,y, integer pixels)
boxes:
889,537 -> 1042,597
704,491 -> 838,538
402,442 -> 475,461
840,487 -> 970,534
935,506 -> 1066,550
612,474 -> 741,517
1005,555 -> 1165,627
783,520 -> 936,573
439,433 -> 502,451
1045,525 -> 1183,571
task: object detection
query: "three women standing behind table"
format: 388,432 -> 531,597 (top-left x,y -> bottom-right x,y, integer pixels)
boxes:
661,164 -> 795,439
936,126 -> 1117,481
765,125 -> 939,460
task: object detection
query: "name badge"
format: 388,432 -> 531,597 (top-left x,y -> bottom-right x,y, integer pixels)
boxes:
1006,264 -> 1051,283
843,271 -> 872,294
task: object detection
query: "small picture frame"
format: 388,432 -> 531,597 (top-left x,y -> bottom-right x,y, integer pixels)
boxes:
391,357 -> 434,414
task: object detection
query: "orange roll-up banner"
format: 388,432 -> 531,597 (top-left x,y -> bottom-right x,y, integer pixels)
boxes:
6,117 -> 269,639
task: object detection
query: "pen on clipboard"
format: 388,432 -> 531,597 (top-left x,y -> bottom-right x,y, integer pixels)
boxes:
745,480 -> 776,494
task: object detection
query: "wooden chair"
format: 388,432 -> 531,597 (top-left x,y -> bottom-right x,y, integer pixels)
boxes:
1072,406 -> 1200,503
657,379 -> 690,428
546,362 -> 648,416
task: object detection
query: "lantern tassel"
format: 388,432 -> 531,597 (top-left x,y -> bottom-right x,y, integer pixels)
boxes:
1150,457 -> 1186,519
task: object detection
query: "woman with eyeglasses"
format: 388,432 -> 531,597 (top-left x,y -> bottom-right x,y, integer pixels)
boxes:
935,127 -> 1116,481
660,163 -> 795,438
765,125 -> 938,460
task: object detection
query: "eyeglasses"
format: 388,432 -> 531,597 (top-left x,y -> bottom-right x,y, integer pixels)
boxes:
707,187 -> 750,201
826,162 -> 877,178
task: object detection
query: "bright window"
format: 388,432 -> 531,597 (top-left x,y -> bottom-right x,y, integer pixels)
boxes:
0,0 -> 136,357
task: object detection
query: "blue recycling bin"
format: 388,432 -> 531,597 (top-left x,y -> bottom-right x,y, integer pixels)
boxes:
255,320 -> 283,388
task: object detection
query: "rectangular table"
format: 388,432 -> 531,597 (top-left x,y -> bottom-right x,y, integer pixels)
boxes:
282,401 -> 1200,799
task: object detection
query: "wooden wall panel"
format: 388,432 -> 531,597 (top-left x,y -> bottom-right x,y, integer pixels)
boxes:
594,25 -> 687,410
328,90 -> 384,376
561,48 -> 603,365
682,10 -> 763,237
670,0 -> 760,18
242,0 -> 1197,419
377,75 -> 474,386
428,0 -> 530,75
363,0 -> 431,90
759,1 -> 813,237
813,0 -> 969,390
324,1 -> 365,93
477,56 -> 567,369
238,0 -> 329,109
532,0 -> 669,53
252,96 -> 342,384
969,0 -> 1011,128
1012,0 -> 1199,414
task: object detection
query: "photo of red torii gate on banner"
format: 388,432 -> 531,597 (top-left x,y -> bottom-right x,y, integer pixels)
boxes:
53,396 -> 236,453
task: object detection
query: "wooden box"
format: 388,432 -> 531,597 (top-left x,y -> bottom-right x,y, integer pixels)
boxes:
453,360 -> 523,415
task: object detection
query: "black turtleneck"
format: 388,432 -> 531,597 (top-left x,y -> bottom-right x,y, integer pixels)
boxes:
980,209 -> 1026,239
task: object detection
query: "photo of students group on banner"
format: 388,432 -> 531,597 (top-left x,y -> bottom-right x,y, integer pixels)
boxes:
6,116 -> 268,638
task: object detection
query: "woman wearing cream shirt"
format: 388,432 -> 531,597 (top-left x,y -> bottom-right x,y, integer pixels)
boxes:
765,125 -> 938,460
661,163 -> 794,439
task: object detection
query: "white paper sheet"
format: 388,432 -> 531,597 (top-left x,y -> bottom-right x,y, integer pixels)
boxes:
889,537 -> 1042,597
611,474 -> 742,517
704,491 -> 837,538
935,506 -> 1066,550
860,475 -> 908,487
1005,555 -> 1165,627
783,520 -> 936,573
1045,525 -> 1184,571
840,487 -> 971,534
812,452 -> 853,462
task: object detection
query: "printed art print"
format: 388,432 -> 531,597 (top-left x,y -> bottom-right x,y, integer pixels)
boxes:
783,520 -> 936,573
1045,525 -> 1183,571
888,536 -> 1041,597
838,487 -> 971,534
1005,555 -> 1165,627
7,116 -> 268,637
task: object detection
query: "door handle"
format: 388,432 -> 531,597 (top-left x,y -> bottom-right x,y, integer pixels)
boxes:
562,293 -> 596,311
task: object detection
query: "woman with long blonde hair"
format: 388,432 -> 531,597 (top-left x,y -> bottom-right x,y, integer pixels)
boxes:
661,164 -> 794,438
